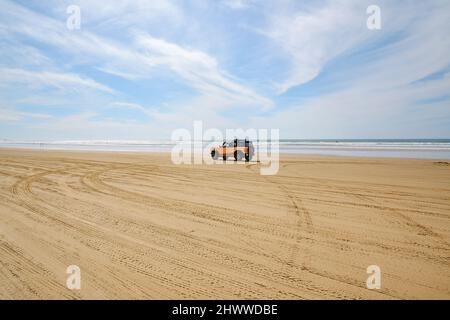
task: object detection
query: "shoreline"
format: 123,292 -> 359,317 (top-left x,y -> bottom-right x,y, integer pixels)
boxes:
1,146 -> 450,162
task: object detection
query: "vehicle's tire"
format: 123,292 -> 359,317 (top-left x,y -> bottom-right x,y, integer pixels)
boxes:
236,151 -> 244,161
211,150 -> 218,160
247,147 -> 254,162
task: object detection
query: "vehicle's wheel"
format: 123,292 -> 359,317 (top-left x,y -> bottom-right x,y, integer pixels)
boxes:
211,150 -> 218,160
236,151 -> 244,161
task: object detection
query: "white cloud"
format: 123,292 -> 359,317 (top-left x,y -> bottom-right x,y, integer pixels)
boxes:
223,0 -> 253,10
245,0 -> 450,138
0,0 -> 272,112
59,0 -> 183,29
110,102 -> 147,110
0,43 -> 51,67
261,1 -> 370,93
135,33 -> 273,110
0,68 -> 115,94
0,108 -> 53,122
109,101 -> 156,117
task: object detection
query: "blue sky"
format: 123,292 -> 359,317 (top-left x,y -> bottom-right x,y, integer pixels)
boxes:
0,0 -> 449,140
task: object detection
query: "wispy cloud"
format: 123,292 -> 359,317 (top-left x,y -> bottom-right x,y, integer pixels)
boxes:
135,33 -> 273,109
0,108 -> 53,121
0,68 -> 115,93
0,0 -> 272,114
222,0 -> 254,10
54,0 -> 184,29
260,1 -> 370,93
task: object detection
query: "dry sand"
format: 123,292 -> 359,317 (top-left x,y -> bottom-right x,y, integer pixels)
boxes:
0,148 -> 449,299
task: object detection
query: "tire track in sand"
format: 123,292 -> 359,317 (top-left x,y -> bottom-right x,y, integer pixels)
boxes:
246,163 -> 313,265
337,185 -> 450,249
7,165 -> 245,298
245,163 -> 400,299
78,162 -> 363,298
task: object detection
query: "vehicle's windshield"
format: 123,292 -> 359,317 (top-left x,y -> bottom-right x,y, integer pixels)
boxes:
222,140 -> 252,147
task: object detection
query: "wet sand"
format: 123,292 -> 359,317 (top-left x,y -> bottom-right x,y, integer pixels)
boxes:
0,148 -> 449,299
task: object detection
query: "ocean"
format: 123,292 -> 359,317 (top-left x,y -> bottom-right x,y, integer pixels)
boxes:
1,139 -> 450,160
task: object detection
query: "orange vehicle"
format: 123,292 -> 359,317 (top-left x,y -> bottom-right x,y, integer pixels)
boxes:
211,139 -> 254,161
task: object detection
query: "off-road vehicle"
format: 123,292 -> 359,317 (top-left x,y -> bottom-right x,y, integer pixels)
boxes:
211,139 -> 254,161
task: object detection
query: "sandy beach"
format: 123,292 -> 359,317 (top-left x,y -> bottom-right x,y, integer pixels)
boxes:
0,148 -> 449,299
